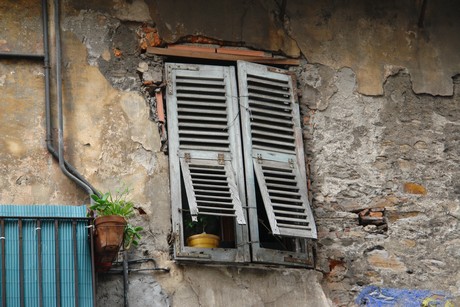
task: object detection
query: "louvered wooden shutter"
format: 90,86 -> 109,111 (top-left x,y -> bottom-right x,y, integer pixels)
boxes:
238,61 -> 316,239
166,63 -> 246,225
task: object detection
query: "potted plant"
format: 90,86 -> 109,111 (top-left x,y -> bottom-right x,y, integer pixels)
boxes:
89,186 -> 143,270
185,215 -> 220,248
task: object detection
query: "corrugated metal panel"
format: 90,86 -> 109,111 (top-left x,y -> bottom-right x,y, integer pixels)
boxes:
0,205 -> 94,307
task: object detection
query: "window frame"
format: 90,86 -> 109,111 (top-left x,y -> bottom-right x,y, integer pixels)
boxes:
166,61 -> 316,267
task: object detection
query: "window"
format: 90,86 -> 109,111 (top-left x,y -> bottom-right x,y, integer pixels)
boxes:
166,61 -> 316,267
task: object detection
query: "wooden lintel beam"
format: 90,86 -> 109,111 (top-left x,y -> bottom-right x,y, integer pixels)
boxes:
146,47 -> 300,66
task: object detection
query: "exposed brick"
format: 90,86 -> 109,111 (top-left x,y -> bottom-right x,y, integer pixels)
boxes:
369,211 -> 383,217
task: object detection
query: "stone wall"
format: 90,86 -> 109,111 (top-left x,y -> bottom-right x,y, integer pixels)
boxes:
1,0 -> 459,306
299,65 -> 460,305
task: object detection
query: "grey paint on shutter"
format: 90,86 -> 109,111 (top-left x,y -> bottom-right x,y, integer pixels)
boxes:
253,158 -> 314,237
179,156 -> 246,224
238,61 -> 317,239
166,63 -> 249,263
167,63 -> 246,225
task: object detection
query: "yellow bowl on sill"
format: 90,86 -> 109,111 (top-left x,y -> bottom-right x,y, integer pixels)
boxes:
187,233 -> 220,248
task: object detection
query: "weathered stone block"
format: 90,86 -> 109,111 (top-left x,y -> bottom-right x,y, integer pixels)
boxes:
403,183 -> 427,195
367,250 -> 406,272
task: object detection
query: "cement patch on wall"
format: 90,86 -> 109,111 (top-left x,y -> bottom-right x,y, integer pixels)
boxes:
287,0 -> 460,96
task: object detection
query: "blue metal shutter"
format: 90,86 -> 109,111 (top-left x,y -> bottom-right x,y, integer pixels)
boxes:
0,205 -> 94,307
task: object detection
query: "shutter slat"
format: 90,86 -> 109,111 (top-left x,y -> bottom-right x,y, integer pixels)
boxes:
195,189 -> 231,195
176,93 -> 226,100
261,168 -> 296,175
196,206 -> 235,212
271,203 -> 305,210
249,100 -> 292,111
193,183 -> 228,189
177,115 -> 227,122
277,223 -> 311,230
275,216 -> 310,223
176,85 -> 226,93
269,196 -> 302,203
247,76 -> 289,88
177,101 -> 226,108
176,77 -> 224,86
191,178 -> 228,184
249,106 -> 293,118
248,84 -> 291,96
196,194 -> 234,201
251,137 -> 296,148
248,92 -> 291,104
180,137 -> 229,144
178,107 -> 228,115
251,122 -> 293,132
180,131 -> 229,136
264,176 -> 297,182
266,183 -> 300,190
196,200 -> 235,206
196,212 -> 238,218
251,130 -> 296,140
179,145 -> 230,151
178,123 -> 227,129
250,115 -> 293,125
274,209 -> 308,216
268,190 -> 301,197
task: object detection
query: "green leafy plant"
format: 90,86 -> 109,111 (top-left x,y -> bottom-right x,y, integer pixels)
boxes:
184,213 -> 220,236
186,215 -> 210,234
90,186 -> 143,249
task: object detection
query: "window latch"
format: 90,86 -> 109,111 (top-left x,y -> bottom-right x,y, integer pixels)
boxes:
257,154 -> 263,164
217,153 -> 225,165
289,158 -> 294,169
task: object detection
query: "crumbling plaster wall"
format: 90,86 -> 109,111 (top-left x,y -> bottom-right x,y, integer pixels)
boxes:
298,65 -> 460,305
1,0 -> 459,306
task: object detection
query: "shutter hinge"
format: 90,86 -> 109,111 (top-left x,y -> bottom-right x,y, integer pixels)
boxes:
289,158 -> 294,168
166,68 -> 173,94
217,153 -> 225,165
257,154 -> 263,164
184,153 -> 191,163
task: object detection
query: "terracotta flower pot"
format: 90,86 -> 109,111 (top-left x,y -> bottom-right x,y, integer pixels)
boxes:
94,215 -> 126,265
187,233 -> 220,248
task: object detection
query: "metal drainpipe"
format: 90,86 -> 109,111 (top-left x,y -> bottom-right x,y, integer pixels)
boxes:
0,1 -> 99,198
42,0 -> 100,198
123,250 -> 129,307
51,0 -> 96,198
